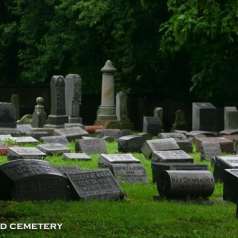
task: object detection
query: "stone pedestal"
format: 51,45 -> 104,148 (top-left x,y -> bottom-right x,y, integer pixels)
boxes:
45,75 -> 68,128
96,60 -> 117,127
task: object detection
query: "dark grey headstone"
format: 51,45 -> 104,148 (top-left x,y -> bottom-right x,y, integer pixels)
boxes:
141,138 -> 180,158
0,102 -> 16,128
200,142 -> 222,161
99,129 -> 131,139
224,107 -> 238,130
66,169 -> 124,200
157,170 -> 215,199
118,135 -> 145,153
41,135 -> 69,145
37,143 -> 70,155
0,159 -> 71,201
177,140 -> 193,153
63,153 -> 91,161
100,153 -> 140,166
55,127 -> 88,140
143,116 -> 162,136
75,138 -> 107,154
10,94 -> 20,120
8,147 -> 46,160
223,169 -> 238,203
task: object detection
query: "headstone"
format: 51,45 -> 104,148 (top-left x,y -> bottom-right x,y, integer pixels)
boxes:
41,135 -> 69,145
223,169 -> 238,203
151,162 -> 208,183
100,153 -> 140,166
0,159 -> 71,201
37,143 -> 70,155
31,97 -> 47,128
17,124 -> 33,134
98,129 -> 131,139
159,132 -> 187,140
172,109 -> 187,130
96,60 -> 117,126
55,127 -> 88,140
13,136 -> 39,144
176,140 -> 193,153
141,138 -> 180,158
0,102 -> 16,128
157,170 -> 215,199
118,135 -> 145,152
214,155 -> 238,182
192,102 -> 223,131
66,169 -> 124,200
63,153 -> 91,161
224,107 -> 238,130
187,130 -> 217,138
8,147 -> 46,160
10,94 -> 20,120
200,142 -> 222,161
75,138 -> 107,154
153,107 -> 163,128
65,74 -> 82,123
45,75 -> 68,128
143,116 -> 162,136
152,150 -> 193,163
137,132 -> 153,141
26,128 -> 54,140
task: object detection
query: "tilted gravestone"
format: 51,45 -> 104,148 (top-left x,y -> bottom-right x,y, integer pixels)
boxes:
223,169 -> 238,203
141,138 -> 180,158
45,75 -> 68,128
224,107 -> 238,130
118,135 -> 145,153
31,97 -> 47,128
37,143 -> 70,155
214,155 -> 238,182
65,74 -> 82,123
0,102 -> 16,128
66,169 -> 124,200
143,116 -> 162,136
0,159 -> 71,201
55,127 -> 88,140
63,153 -> 91,161
41,135 -> 69,145
157,170 -> 215,199
75,138 -> 107,154
200,142 -> 222,161
8,147 -> 46,160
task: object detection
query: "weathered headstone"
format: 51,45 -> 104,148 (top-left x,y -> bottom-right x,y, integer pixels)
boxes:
143,116 -> 162,136
17,124 -> 33,134
63,153 -> 91,161
37,143 -> 70,155
200,142 -> 222,161
0,102 -> 16,128
8,147 -> 46,160
13,136 -> 39,144
223,169 -> 238,203
55,127 -> 88,140
118,135 -> 145,153
45,75 -> 68,128
159,132 -> 187,140
65,74 -> 82,123
0,159 -> 71,201
66,169 -> 124,200
153,107 -> 163,128
141,138 -> 180,158
100,153 -> 140,166
75,138 -> 107,154
214,155 -> 238,182
176,140 -> 193,153
10,94 -> 20,120
172,109 -> 187,130
41,135 -> 69,145
31,97 -> 47,128
224,107 -> 238,130
98,129 -> 131,139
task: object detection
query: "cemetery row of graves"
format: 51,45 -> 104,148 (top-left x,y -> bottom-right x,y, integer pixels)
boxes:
0,60 -> 238,236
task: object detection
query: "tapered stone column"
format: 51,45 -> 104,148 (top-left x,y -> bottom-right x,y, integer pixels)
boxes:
96,60 -> 117,126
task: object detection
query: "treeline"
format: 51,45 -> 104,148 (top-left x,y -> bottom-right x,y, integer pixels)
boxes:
0,0 -> 238,101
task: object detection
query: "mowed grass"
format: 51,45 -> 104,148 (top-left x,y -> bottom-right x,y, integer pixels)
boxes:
0,142 -> 237,238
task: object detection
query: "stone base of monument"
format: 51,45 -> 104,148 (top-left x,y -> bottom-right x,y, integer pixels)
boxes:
44,114 -> 68,128
68,117 -> 82,124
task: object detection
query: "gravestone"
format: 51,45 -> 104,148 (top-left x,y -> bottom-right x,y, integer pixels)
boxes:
17,124 -> 33,134
75,138 -> 107,154
55,127 -> 88,140
66,169 -> 124,200
152,150 -> 193,163
10,94 -> 20,120
26,128 -> 54,140
41,135 -> 69,145
153,107 -> 163,128
159,132 -> 187,140
45,75 -> 68,128
0,102 -> 16,128
214,155 -> 238,182
37,143 -> 70,155
8,147 -> 46,160
0,159 -> 71,201
100,153 -> 140,166
151,162 -> 208,183
65,74 -> 82,123
13,136 -> 39,144
141,138 -> 180,158
172,109 -> 187,130
63,153 -> 91,161
224,107 -> 238,130
31,97 -> 47,128
223,169 -> 238,203
118,135 -> 145,152
200,142 -> 222,161
157,170 -> 215,199
99,129 -> 131,139
192,102 -> 223,131
143,116 -> 162,136
176,140 -> 193,153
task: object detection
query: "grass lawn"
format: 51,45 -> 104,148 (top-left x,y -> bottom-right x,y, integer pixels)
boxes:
0,142 -> 237,238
